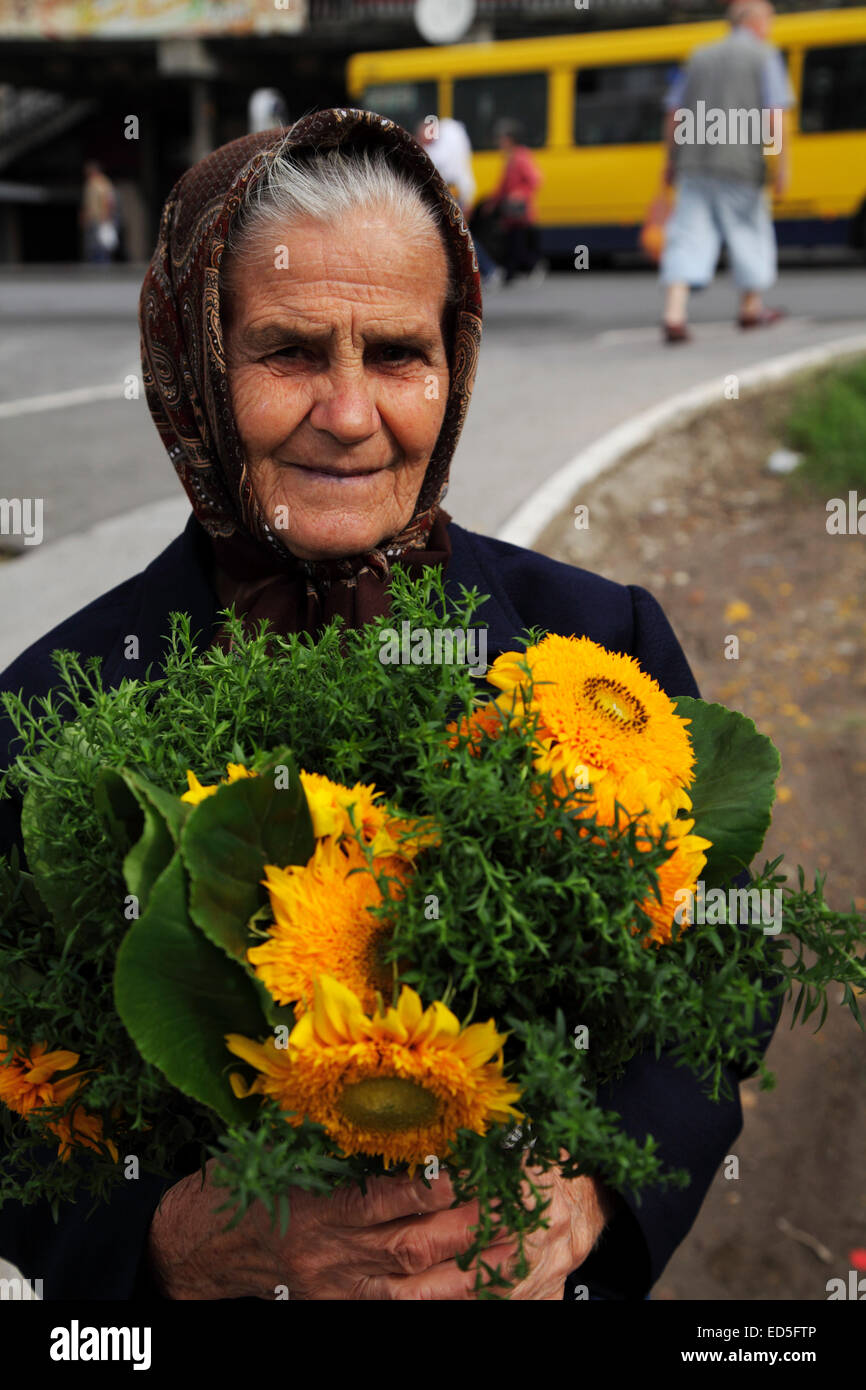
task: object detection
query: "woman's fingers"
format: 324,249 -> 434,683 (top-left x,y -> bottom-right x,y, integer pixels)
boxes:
257,1170 -> 521,1297
289,1174 -> 514,1285
317,1209 -> 482,1282
357,1239 -> 521,1301
369,1200 -> 513,1278
324,1170 -> 458,1228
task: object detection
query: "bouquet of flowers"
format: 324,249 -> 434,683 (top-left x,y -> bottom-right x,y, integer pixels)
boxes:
1,569 -> 863,1295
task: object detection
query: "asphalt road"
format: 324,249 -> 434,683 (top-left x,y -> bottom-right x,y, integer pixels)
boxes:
2,261 -> 865,553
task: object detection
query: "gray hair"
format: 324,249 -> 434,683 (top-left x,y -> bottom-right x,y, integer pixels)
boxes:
729,0 -> 773,27
223,144 -> 461,331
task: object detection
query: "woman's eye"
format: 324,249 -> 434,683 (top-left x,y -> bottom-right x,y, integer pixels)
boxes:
269,346 -> 308,362
265,344 -> 421,366
374,345 -> 420,365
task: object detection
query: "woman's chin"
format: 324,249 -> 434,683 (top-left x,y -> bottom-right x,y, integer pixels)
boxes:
271,516 -> 401,562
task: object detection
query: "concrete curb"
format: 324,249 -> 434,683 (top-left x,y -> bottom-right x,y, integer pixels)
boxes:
496,333 -> 866,550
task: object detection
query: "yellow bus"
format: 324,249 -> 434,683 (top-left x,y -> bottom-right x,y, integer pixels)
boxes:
346,10 -> 866,258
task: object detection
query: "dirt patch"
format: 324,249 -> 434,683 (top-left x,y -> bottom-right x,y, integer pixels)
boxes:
538,376 -> 866,1301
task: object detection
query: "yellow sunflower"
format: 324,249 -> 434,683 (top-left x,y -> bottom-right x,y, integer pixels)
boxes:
0,1035 -> 118,1162
486,635 -> 696,804
556,763 -> 694,833
635,815 -> 710,947
559,767 -> 711,947
182,763 -> 256,805
226,975 -> 523,1169
299,770 -> 437,861
248,838 -> 411,1012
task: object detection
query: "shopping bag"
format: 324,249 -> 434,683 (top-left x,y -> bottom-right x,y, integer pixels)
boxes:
639,186 -> 673,264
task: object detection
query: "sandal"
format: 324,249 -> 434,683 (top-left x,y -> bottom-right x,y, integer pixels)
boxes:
738,307 -> 786,330
662,322 -> 692,344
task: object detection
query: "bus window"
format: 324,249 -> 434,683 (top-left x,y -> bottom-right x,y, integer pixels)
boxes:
574,62 -> 674,145
361,81 -> 438,132
452,73 -> 547,150
800,44 -> 866,132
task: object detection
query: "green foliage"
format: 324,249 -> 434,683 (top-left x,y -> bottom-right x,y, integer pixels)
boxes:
674,697 -> 780,887
786,356 -> 866,495
94,768 -> 186,911
182,749 -> 313,963
114,852 -> 266,1125
0,566 -> 863,1297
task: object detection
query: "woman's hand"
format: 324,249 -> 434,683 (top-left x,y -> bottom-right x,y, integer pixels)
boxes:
147,1155 -> 618,1300
505,1163 -> 620,1300
147,1159 -> 518,1301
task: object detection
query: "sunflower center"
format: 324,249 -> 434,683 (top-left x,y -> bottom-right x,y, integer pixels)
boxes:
582,676 -> 648,732
338,1077 -> 440,1132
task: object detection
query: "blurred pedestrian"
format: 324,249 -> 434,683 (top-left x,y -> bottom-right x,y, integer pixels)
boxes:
416,116 -> 475,214
248,88 -> 289,133
415,115 -> 501,284
81,161 -> 118,264
659,0 -> 794,343
487,118 -> 544,286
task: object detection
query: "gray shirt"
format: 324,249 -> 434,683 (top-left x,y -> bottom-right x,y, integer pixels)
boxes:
665,28 -> 795,186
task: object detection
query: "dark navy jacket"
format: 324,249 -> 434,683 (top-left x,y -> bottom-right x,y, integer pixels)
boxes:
0,515 -> 768,1301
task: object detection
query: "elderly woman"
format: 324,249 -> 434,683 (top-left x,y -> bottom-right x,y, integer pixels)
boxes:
0,109 -> 765,1301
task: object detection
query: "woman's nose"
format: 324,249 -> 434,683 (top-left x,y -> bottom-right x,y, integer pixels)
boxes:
308,367 -> 381,444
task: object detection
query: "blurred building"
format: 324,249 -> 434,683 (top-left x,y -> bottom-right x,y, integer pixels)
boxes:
0,0 -> 859,260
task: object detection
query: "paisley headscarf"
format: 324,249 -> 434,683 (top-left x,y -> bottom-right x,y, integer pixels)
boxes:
139,107 -> 483,635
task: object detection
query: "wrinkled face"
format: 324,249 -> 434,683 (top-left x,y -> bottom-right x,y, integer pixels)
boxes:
222,210 -> 451,562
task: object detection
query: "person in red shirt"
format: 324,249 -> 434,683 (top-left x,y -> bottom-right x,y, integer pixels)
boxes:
488,119 -> 544,284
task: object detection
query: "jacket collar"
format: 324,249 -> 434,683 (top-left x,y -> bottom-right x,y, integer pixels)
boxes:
101,514 -> 524,687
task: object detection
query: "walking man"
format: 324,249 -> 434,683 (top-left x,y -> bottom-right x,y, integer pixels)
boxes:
660,0 -> 794,343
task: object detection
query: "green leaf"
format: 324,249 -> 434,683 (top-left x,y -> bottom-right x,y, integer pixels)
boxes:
252,976 -> 297,1032
114,853 -> 264,1124
128,771 -> 191,846
19,786 -> 76,929
181,749 -> 314,963
674,697 -> 780,889
94,768 -> 189,912
18,869 -> 51,923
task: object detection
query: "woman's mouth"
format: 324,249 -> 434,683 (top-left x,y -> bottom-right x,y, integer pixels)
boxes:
285,462 -> 387,484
